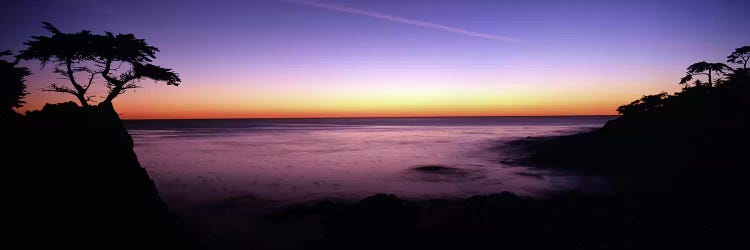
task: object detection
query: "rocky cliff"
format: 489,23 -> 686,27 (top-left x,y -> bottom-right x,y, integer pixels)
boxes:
4,102 -> 194,249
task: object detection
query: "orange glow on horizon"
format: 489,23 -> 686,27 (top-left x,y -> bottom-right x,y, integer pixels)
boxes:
17,84 -> 628,119
111,106 -> 620,120
15,62 -> 682,120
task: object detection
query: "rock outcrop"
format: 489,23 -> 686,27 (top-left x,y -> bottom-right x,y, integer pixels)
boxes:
4,102 -> 194,249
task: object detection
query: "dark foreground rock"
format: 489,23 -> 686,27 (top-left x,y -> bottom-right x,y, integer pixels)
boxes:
263,191 -> 734,250
514,70 -> 749,195
4,102 -> 194,249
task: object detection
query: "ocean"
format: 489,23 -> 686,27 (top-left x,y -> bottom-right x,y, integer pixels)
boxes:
125,116 -> 614,207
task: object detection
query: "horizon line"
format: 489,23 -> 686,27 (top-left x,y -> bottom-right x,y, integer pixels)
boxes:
122,114 -> 618,121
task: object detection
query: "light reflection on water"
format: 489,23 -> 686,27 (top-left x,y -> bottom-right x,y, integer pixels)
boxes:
128,117 -> 613,207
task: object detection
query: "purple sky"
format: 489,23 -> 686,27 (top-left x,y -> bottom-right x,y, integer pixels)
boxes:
3,0 -> 749,118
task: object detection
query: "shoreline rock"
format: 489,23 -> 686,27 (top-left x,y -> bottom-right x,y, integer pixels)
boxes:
5,102 -> 195,249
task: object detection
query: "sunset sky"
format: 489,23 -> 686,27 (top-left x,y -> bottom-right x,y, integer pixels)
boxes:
3,0 -> 749,119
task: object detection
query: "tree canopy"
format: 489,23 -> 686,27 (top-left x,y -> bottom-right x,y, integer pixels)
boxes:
678,61 -> 732,86
619,45 -> 749,115
17,22 -> 180,107
1,50 -> 30,110
615,93 -> 668,116
727,46 -> 750,69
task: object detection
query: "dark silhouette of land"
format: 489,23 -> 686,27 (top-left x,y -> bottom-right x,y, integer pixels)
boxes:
4,102 -> 196,249
3,22 -> 747,249
4,24 -> 193,249
0,50 -> 29,120
514,57 -> 749,195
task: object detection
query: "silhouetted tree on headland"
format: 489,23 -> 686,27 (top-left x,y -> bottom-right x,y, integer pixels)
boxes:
6,24 -> 193,249
16,22 -> 180,108
727,46 -> 750,70
516,45 -> 749,211
678,61 -> 733,87
1,50 -> 30,115
615,92 -> 668,116
617,46 -> 748,116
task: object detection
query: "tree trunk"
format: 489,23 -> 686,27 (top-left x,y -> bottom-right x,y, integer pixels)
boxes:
102,85 -> 122,104
75,94 -> 89,108
708,69 -> 712,86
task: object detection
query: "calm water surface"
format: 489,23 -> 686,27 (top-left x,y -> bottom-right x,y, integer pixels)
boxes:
126,116 -> 614,207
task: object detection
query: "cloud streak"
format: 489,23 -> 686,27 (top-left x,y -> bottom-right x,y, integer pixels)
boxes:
282,0 -> 521,43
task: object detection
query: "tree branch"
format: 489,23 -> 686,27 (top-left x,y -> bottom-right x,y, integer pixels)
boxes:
101,57 -> 119,85
82,67 -> 102,91
42,83 -> 79,96
65,59 -> 85,93
101,57 -> 124,104
50,59 -> 91,107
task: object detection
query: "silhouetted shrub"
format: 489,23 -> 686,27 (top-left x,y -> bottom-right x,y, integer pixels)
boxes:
0,50 -> 30,119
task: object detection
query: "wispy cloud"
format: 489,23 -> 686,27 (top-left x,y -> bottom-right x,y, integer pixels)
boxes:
282,0 -> 522,43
